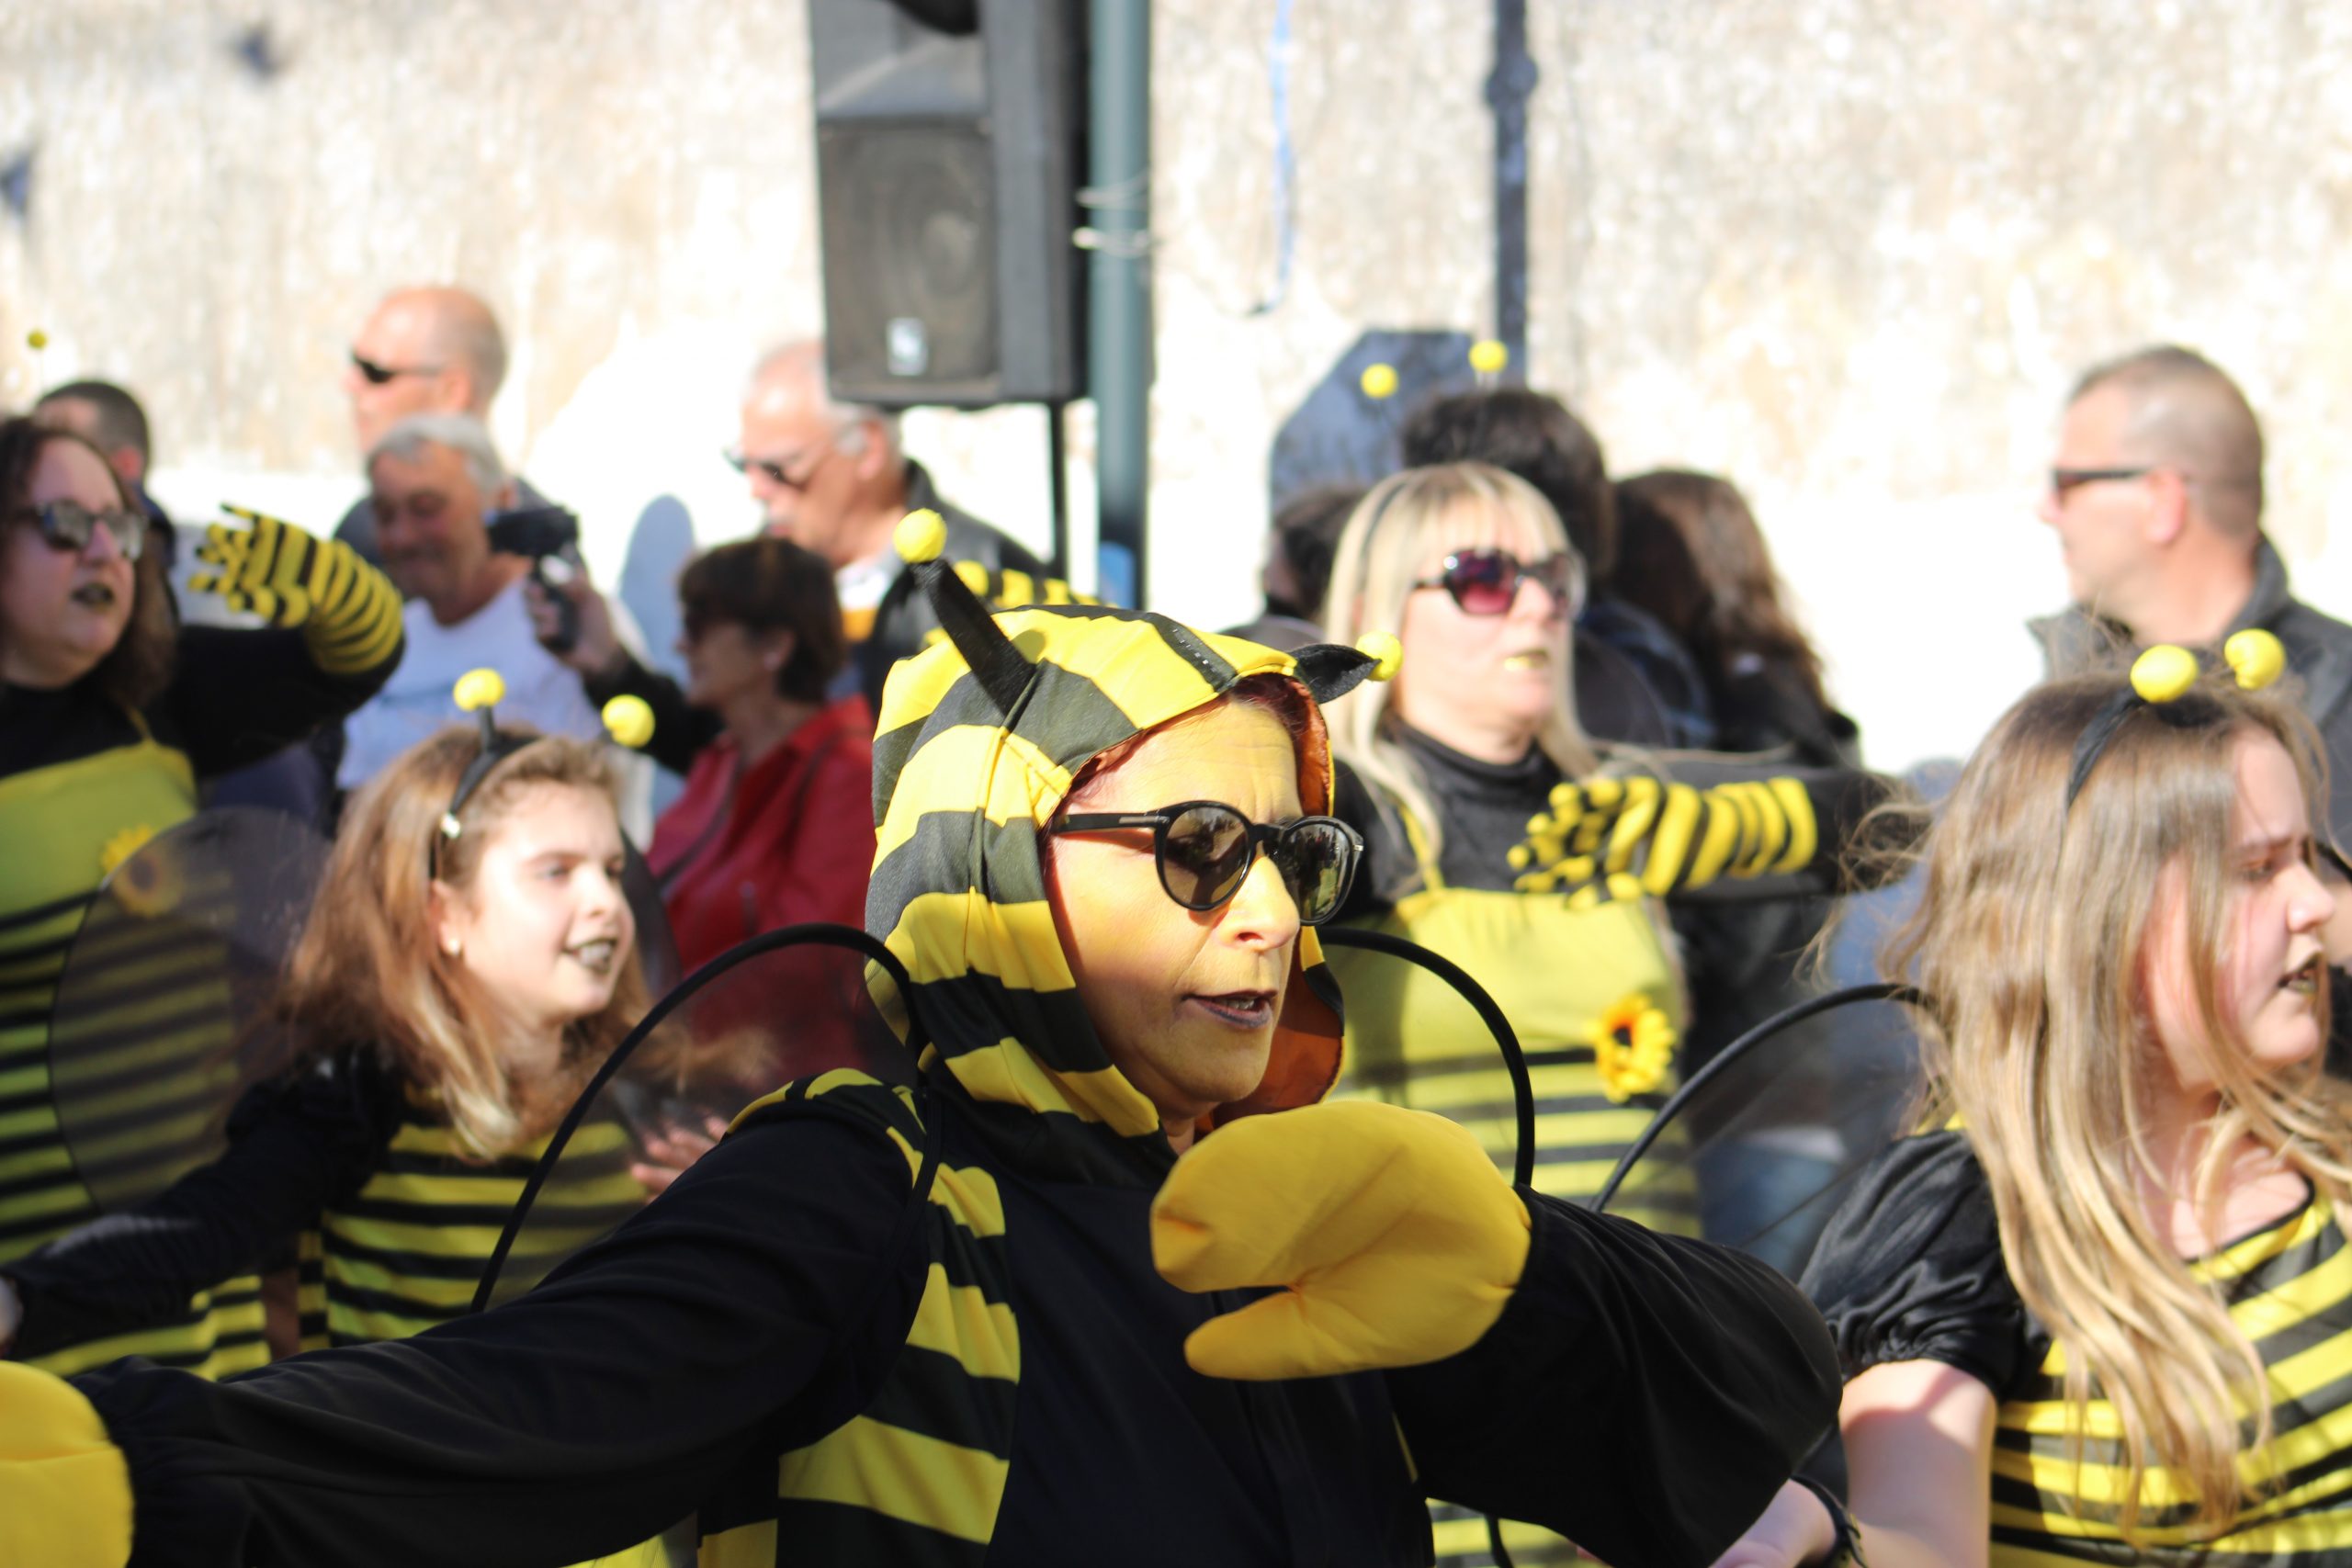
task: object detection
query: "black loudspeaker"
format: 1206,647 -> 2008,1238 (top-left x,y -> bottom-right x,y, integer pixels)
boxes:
809,0 -> 1086,409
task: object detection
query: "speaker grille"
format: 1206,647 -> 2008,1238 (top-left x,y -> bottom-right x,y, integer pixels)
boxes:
818,122 -> 1001,400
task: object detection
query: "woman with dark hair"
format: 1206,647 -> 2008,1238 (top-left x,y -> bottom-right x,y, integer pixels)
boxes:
538,536 -> 874,971
0,415 -> 402,1378
1612,469 -> 1859,767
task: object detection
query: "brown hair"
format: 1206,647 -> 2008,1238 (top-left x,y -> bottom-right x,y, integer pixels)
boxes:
0,417 -> 175,709
1613,468 -> 1829,710
677,536 -> 846,704
1888,672 -> 2352,1539
277,727 -> 649,1157
1398,389 -> 1618,584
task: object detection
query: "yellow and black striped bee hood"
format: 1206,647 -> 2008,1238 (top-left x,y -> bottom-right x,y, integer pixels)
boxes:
870,512 -> 1389,1185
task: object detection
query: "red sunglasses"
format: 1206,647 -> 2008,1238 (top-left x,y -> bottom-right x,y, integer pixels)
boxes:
1411,548 -> 1582,616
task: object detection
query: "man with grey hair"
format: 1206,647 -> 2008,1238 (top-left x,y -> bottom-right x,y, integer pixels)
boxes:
334,285 -> 551,566
2032,344 -> 2352,836
730,340 -> 1052,707
336,414 -> 608,790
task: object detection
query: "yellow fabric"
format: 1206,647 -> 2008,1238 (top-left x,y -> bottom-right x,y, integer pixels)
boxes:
1152,1100 -> 1532,1380
0,1362 -> 132,1568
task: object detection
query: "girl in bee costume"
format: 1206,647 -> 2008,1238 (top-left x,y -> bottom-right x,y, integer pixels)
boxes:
0,687 -> 653,1362
1721,637 -> 2352,1567
0,513 -> 1838,1568
0,417 -> 402,1379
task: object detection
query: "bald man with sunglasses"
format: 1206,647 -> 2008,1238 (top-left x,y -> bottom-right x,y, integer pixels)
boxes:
331,286 -> 552,570
2030,344 -> 2352,845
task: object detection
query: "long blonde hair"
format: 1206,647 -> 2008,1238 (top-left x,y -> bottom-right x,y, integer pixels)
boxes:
278,728 -> 649,1157
1888,673 -> 2352,1539
1319,462 -> 1600,865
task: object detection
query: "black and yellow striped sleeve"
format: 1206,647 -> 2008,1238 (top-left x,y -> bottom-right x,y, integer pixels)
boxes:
73,1103 -> 924,1567
294,534 -> 403,677
1511,761 -> 1913,904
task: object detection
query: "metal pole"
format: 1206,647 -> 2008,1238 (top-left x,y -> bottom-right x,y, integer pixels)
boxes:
1086,0 -> 1150,608
1487,0 -> 1533,377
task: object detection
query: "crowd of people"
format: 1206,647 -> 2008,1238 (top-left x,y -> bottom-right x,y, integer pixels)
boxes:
2,290 -> 2350,1568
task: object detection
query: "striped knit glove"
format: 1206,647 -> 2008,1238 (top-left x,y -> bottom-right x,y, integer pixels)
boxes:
1152,1100 -> 1531,1380
0,1363 -> 131,1568
192,504 -> 404,674
1508,773 -> 1820,908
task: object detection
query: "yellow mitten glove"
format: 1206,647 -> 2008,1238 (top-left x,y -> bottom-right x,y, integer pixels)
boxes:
193,505 -> 403,673
1151,1100 -> 1531,1381
0,1362 -> 132,1568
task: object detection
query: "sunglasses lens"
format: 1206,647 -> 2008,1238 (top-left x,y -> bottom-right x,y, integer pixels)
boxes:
1161,805 -> 1253,909
1274,820 -> 1355,923
351,355 -> 396,386
1445,552 -> 1518,615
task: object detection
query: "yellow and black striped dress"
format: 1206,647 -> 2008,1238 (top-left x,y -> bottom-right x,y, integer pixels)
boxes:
0,717 -> 267,1378
296,1087 -> 649,1348
1810,1130 -> 2352,1565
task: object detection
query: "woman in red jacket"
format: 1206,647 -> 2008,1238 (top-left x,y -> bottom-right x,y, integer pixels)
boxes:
552,536 -> 875,972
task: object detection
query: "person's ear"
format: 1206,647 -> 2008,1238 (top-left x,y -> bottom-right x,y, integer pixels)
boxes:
851,419 -> 892,482
759,628 -> 797,675
440,368 -> 479,418
107,447 -> 144,490
2143,468 -> 2193,546
490,479 -> 519,513
427,876 -> 469,960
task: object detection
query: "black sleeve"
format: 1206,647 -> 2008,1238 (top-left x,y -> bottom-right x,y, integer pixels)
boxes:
157,626 -> 400,779
1799,1129 -> 2032,1393
6,1053 -> 400,1359
1386,1190 -> 1842,1568
75,1108 -> 924,1568
583,649 -> 717,776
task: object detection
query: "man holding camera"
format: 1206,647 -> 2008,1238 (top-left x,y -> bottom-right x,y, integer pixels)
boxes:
335,414 -> 622,799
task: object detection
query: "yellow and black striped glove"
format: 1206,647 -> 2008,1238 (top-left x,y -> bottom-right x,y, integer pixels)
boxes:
192,504 -> 403,675
1509,773 -> 1820,908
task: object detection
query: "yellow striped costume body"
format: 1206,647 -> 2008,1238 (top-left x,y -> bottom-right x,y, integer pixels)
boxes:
0,723 -> 266,1379
1988,1197 -> 2352,1565
296,1088 -> 648,1348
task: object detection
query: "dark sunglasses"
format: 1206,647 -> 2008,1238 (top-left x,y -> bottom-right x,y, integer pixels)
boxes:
11,500 -> 153,562
1411,548 -> 1581,616
722,446 -> 829,491
1048,800 -> 1363,926
2048,466 -> 2152,500
349,349 -> 443,387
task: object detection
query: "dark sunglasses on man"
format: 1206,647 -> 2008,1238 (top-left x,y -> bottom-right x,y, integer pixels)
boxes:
349,350 -> 444,387
1411,548 -> 1583,617
11,500 -> 155,562
721,446 -> 829,492
1048,800 -> 1364,925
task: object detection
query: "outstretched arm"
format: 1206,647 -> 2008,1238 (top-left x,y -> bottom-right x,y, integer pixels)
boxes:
18,1109 -> 921,1568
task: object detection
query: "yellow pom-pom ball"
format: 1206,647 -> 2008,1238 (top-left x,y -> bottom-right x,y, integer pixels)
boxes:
2130,644 -> 2199,705
1359,362 -> 1398,400
1354,631 -> 1403,682
1468,339 -> 1509,374
601,694 -> 656,750
895,508 -> 948,564
453,668 -> 506,713
2224,628 -> 2287,691
25,329 -> 47,351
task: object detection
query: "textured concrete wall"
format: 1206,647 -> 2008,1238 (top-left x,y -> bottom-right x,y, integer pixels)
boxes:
6,1 -> 2352,766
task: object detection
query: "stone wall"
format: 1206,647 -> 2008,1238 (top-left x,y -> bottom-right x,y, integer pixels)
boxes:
6,0 -> 2350,766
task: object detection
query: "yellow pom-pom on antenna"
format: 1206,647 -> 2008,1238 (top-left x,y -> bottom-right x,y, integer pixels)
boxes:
2223,628 -> 2287,691
1359,363 -> 1399,400
2130,645 -> 2199,705
601,694 -> 656,750
453,668 -> 506,713
1355,632 -> 1403,682
25,329 -> 48,351
1468,339 -> 1509,375
895,509 -> 948,564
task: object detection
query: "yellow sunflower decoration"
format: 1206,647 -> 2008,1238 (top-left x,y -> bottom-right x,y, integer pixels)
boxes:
1592,993 -> 1676,1103
106,831 -> 186,919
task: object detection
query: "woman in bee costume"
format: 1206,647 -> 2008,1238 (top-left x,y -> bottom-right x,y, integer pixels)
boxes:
0,512 -> 1838,1568
0,416 -> 402,1379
